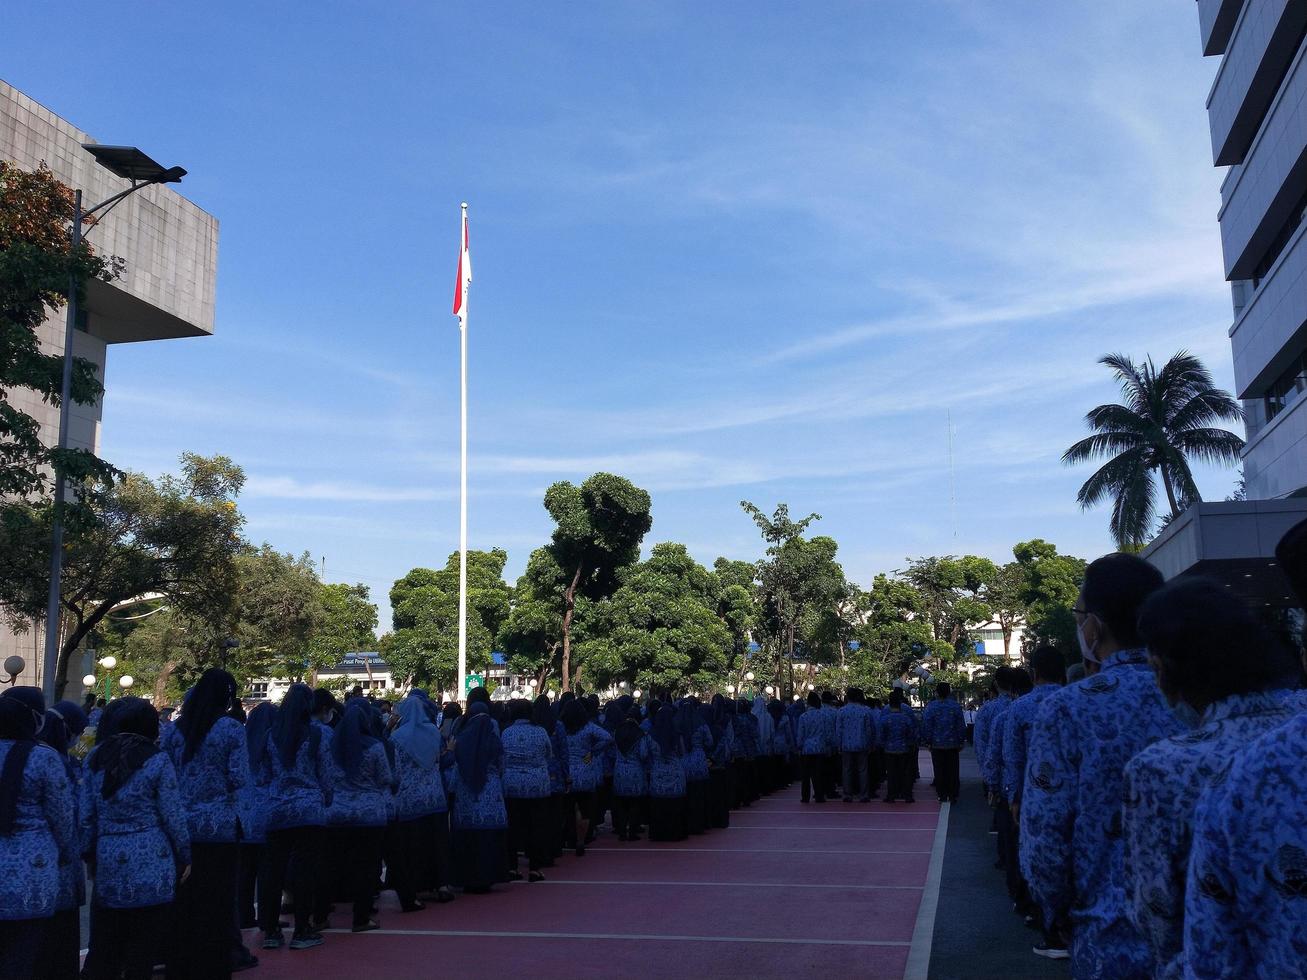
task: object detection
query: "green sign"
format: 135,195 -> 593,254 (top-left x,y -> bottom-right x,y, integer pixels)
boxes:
465,673 -> 484,693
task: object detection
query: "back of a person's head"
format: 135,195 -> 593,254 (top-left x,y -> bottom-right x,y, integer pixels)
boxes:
509,699 -> 533,723
889,688 -> 904,707
1030,646 -> 1067,685
467,686 -> 490,706
114,697 -> 160,742
820,690 -> 835,704
806,691 -> 821,709
936,682 -> 951,700
1138,576 -> 1284,707
846,687 -> 863,704
1081,553 -> 1165,648
1009,669 -> 1034,697
992,667 -> 1012,694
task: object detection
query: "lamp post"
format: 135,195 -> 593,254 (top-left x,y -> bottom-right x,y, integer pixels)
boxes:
41,146 -> 187,704
119,675 -> 134,692
99,655 -> 117,702
3,656 -> 24,686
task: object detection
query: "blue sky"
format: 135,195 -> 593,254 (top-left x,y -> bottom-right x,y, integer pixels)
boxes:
5,1 -> 1237,630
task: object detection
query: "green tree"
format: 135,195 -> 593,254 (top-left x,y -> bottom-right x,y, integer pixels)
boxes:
851,574 -> 939,696
986,562 -> 1029,658
232,547 -> 325,683
0,162 -> 120,497
307,582 -> 379,677
902,555 -> 995,656
1013,539 -> 1086,657
544,474 -> 653,691
499,548 -> 570,688
1063,351 -> 1244,547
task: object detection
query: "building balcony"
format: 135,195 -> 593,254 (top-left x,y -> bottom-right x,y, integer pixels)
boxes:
1229,217 -> 1307,398
1199,0 -> 1246,56
1207,0 -> 1307,166
1218,35 -> 1307,278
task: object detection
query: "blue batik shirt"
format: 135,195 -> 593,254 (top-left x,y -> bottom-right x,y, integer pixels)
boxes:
1123,691 -> 1294,979
980,696 -> 1013,792
613,735 -> 650,797
445,761 -> 508,831
1020,648 -> 1184,980
1001,685 -> 1061,803
972,698 -> 1004,782
237,750 -> 271,845
323,741 -> 392,828
500,719 -> 553,799
80,752 -> 191,910
877,706 -> 919,754
546,720 -> 570,794
797,707 -> 834,755
680,725 -> 713,782
772,715 -> 795,756
1183,710 -> 1307,980
566,722 -> 614,792
393,741 -> 449,821
161,717 -> 250,844
266,728 -> 333,832
837,702 -> 875,752
0,742 -> 76,920
921,697 -> 965,750
647,741 -> 687,799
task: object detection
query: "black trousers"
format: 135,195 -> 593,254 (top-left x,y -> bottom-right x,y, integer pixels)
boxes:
613,795 -> 644,839
800,753 -> 826,802
869,749 -> 885,794
842,751 -> 870,800
931,748 -> 961,802
686,778 -> 709,835
506,796 -> 552,871
707,769 -> 731,829
342,826 -> 384,926
35,906 -> 80,980
87,903 -> 169,980
237,842 -> 261,928
0,917 -> 44,978
261,825 -> 324,934
169,840 -> 237,980
884,752 -> 914,802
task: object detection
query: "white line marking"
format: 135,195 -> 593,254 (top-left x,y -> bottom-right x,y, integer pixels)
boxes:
326,927 -> 910,948
587,846 -> 932,855
719,825 -> 934,832
508,879 -> 923,890
904,800 -> 950,980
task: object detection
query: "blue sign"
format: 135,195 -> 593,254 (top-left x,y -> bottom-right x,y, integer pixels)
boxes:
974,640 -> 987,656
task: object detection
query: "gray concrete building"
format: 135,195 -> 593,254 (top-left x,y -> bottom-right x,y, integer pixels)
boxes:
1145,3 -> 1307,614
1,79 -> 218,688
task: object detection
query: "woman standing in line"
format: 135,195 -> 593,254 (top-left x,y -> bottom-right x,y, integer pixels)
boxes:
500,698 -> 553,881
387,696 -> 455,911
81,698 -> 190,980
261,684 -> 332,951
647,706 -> 688,842
321,700 -> 392,933
563,700 -> 613,857
706,696 -> 734,829
34,697 -> 88,980
0,690 -> 75,978
162,669 -> 249,980
768,699 -> 794,792
677,699 -> 712,835
533,695 -> 569,864
612,708 -> 650,841
797,691 -> 827,804
446,701 -> 508,893
237,702 -> 275,932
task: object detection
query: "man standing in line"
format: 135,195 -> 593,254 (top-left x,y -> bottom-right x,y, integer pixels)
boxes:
819,691 -> 841,800
920,682 -> 965,803
837,688 -> 875,802
877,689 -> 919,804
1020,554 -> 1182,976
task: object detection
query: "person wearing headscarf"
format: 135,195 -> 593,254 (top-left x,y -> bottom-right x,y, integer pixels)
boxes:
676,699 -> 713,835
766,699 -> 793,793
532,695 -> 569,864
500,698 -> 554,881
160,669 -> 248,980
318,698 -> 391,933
81,697 -> 189,980
706,695 -> 735,829
261,683 -> 333,951
439,701 -> 462,739
446,701 -> 508,892
561,699 -> 613,856
236,702 -> 275,935
731,699 -> 759,807
647,705 -> 688,842
0,689 -> 75,978
387,696 -> 454,911
612,708 -> 651,842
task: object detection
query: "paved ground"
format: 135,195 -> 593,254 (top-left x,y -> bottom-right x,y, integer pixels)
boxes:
249,756 -> 947,979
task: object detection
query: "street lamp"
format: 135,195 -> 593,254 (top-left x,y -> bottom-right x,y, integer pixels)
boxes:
119,675 -> 134,691
41,145 -> 187,703
98,655 -> 117,702
82,673 -> 97,688
632,689 -> 642,699
726,684 -> 736,694
546,690 -> 556,700
3,656 -> 24,686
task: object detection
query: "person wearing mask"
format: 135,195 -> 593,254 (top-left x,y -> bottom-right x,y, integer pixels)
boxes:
261,683 -> 332,951
612,708 -> 650,841
989,669 -> 1032,892
797,691 -> 829,804
388,696 -> 454,911
80,697 -> 190,980
837,688 -> 875,803
1123,577 -> 1297,978
1020,553 -> 1182,974
237,702 -> 275,934
162,669 -> 249,980
877,689 -> 919,804
678,699 -> 713,834
0,689 -> 75,978
921,682 -> 965,804
312,689 -> 340,730
647,705 -> 688,841
500,698 -> 553,882
446,701 -> 508,893
562,700 -> 612,857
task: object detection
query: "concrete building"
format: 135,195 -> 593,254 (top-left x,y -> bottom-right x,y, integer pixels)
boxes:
1144,4 -> 1307,607
0,80 -> 218,688
248,653 -> 398,705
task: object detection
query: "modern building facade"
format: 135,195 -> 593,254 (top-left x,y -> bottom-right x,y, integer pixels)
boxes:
0,80 -> 218,688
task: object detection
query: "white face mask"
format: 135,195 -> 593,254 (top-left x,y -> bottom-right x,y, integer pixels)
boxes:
1077,618 -> 1102,666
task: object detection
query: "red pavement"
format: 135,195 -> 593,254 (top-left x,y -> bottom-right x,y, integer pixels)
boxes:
249,753 -> 944,979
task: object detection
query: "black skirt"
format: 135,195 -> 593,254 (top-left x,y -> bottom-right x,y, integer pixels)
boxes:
686,778 -> 709,835
452,827 -> 508,892
707,767 -> 731,828
648,795 -> 688,842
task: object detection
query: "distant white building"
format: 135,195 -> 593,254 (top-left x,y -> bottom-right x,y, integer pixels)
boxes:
247,652 -> 396,704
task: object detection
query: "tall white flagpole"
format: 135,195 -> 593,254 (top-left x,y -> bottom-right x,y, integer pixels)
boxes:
457,202 -> 469,701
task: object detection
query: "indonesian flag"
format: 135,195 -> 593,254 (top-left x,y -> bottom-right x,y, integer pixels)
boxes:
453,204 -> 471,327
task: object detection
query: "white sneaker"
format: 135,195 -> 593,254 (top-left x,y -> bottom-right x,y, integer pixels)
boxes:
1032,943 -> 1069,960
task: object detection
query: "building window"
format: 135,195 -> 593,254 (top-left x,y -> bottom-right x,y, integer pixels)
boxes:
249,682 -> 269,699
1265,349 -> 1307,423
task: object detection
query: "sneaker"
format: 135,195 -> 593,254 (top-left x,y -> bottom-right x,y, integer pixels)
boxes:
1033,942 -> 1070,960
351,919 -> 380,934
289,932 -> 324,950
261,931 -> 284,950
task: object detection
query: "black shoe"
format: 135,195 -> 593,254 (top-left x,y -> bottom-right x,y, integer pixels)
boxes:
528,871 -> 545,883
506,870 -> 523,882
232,952 -> 259,974
351,919 -> 380,934
435,886 -> 456,904
289,931 -> 324,950
400,899 -> 425,912
261,931 -> 284,951
1032,942 -> 1069,960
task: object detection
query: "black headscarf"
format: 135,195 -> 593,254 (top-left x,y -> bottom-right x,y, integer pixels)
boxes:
88,697 -> 159,800
602,700 -> 627,732
615,709 -> 645,755
531,695 -> 555,730
674,699 -> 701,743
331,699 -> 379,778
767,699 -> 785,725
177,668 -> 237,763
0,693 -> 42,836
454,701 -> 501,793
49,700 -> 88,740
560,700 -> 588,735
652,705 -> 682,755
273,684 -> 314,767
245,701 -> 276,773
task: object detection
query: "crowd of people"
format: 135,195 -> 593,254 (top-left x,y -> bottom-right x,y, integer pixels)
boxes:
964,520 -> 1307,979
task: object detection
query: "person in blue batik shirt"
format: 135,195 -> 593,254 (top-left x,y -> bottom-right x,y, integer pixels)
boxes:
445,701 -> 509,893
972,684 -> 1004,794
1123,577 -> 1298,980
678,699 -> 713,834
1020,554 -> 1183,975
1180,516 -> 1307,980
767,699 -> 795,793
562,699 -> 613,857
81,697 -> 190,980
237,701 -> 275,933
920,682 -> 965,803
387,695 -> 455,911
612,708 -> 651,841
0,690 -> 76,979
532,695 -> 569,865
647,706 -> 688,842
500,698 -> 554,881
877,688 -> 919,803
837,688 -> 876,802
707,696 -> 736,828
797,691 -> 829,804
161,668 -> 249,980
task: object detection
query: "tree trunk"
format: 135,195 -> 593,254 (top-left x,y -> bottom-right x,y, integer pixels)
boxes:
787,625 -> 796,696
1160,467 -> 1182,519
1002,626 -> 1012,659
55,600 -> 115,702
153,660 -> 178,708
560,564 -> 583,693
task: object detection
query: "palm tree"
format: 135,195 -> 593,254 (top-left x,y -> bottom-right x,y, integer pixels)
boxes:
1063,351 -> 1244,547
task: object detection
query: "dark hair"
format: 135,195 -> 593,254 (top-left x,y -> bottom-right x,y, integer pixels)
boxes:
509,698 -> 533,723
845,687 -> 863,704
935,683 -> 952,699
531,695 -> 554,730
273,684 -> 314,767
889,688 -> 905,707
1009,669 -> 1034,697
1138,576 -> 1287,707
1080,553 -> 1164,648
312,688 -> 340,719
467,686 -> 490,706
561,700 -> 587,735
1030,646 -> 1067,684
176,668 -> 237,763
806,691 -> 821,709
